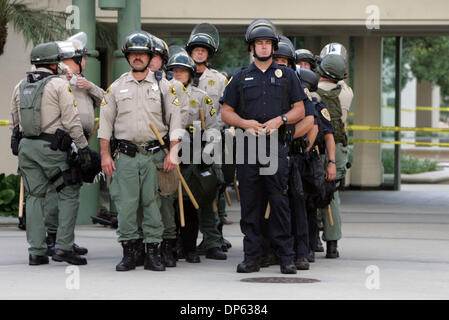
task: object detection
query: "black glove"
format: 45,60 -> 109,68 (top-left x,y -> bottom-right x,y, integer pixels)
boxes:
78,147 -> 92,172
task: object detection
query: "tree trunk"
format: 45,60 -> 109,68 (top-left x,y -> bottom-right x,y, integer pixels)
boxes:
0,23 -> 7,56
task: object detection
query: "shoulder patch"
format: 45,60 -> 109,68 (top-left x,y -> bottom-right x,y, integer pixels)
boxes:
182,84 -> 188,94
304,87 -> 312,101
73,99 -> 77,107
208,79 -> 215,87
204,96 -> 213,106
173,97 -> 180,106
169,85 -> 177,96
210,107 -> 216,117
67,85 -> 72,93
321,108 -> 331,121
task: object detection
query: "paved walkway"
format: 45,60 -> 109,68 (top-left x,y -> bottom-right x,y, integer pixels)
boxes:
0,184 -> 448,300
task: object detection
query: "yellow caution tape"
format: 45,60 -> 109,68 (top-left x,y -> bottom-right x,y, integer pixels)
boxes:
349,139 -> 449,147
384,105 -> 449,112
347,124 -> 449,133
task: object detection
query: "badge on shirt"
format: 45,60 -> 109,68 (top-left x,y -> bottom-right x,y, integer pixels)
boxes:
204,96 -> 213,106
73,99 -> 77,107
321,108 -> 331,121
67,85 -> 72,93
173,98 -> 180,106
169,85 -> 176,95
275,69 -> 283,78
190,99 -> 198,107
208,79 -> 215,87
210,107 -> 216,116
100,97 -> 106,107
303,88 -> 312,101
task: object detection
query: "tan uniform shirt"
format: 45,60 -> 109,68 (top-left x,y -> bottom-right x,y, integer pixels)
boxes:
312,80 -> 354,128
10,68 -> 88,149
63,74 -> 104,134
181,84 -> 220,131
196,68 -> 227,129
98,71 -> 183,144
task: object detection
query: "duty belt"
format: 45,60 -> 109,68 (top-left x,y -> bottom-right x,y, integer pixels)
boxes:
117,139 -> 161,157
25,132 -> 56,143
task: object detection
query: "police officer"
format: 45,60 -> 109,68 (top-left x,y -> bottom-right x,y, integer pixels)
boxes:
297,67 -> 337,264
295,49 -> 317,71
166,48 -> 226,263
272,36 -> 316,270
44,33 -> 104,257
98,30 -> 183,272
185,23 -> 231,252
10,42 -> 91,265
221,19 -> 306,274
313,44 -> 353,258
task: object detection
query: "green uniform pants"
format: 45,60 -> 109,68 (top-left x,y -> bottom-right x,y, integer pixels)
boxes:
160,193 -> 177,240
214,165 -> 227,225
18,139 -> 81,256
109,150 -> 164,244
44,184 -> 58,234
319,142 -> 348,241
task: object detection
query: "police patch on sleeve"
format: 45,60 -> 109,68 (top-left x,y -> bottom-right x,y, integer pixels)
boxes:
169,85 -> 176,96
321,108 -> 331,121
210,107 -> 216,116
204,96 -> 213,106
303,87 -> 312,101
173,98 -> 180,106
73,99 -> 77,107
67,85 -> 72,93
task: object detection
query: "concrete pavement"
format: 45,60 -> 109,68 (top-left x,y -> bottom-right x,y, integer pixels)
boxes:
0,184 -> 448,300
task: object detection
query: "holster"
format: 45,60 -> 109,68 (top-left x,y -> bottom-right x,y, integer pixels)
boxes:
51,129 -> 72,152
11,127 -> 22,156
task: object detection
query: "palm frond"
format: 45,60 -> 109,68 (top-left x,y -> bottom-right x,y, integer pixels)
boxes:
9,0 -> 70,46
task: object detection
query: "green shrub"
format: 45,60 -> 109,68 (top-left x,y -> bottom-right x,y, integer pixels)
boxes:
382,151 -> 439,174
0,174 -> 25,217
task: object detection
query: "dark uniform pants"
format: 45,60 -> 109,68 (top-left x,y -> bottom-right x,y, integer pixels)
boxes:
237,154 -> 295,265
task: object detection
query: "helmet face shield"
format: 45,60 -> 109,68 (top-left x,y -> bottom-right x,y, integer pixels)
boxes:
167,46 -> 195,75
245,18 -> 279,50
186,23 -> 219,56
320,42 -> 348,63
66,32 -> 89,57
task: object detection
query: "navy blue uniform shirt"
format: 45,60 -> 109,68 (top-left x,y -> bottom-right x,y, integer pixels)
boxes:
222,61 -> 306,124
312,97 -> 334,135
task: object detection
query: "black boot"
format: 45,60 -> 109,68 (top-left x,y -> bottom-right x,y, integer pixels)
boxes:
217,223 -> 232,252
196,239 -> 207,256
280,262 -> 297,274
29,254 -> 49,266
46,232 -> 56,256
116,240 -> 136,271
52,248 -> 87,265
237,259 -> 260,273
308,250 -> 315,263
326,240 -> 339,259
185,251 -> 201,263
206,247 -> 227,260
134,239 -> 145,267
295,257 -> 310,270
144,243 -> 165,271
161,239 -> 176,267
72,243 -> 88,256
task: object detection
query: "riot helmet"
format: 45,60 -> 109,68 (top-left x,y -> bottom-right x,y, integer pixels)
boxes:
273,35 -> 296,69
320,42 -> 348,63
295,49 -> 317,70
245,18 -> 279,51
121,30 -> 153,72
150,35 -> 170,65
186,23 -> 219,59
296,66 -> 318,92
317,54 -> 347,81
167,47 -> 195,77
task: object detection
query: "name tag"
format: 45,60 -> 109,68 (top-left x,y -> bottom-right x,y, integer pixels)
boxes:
245,77 -> 254,81
120,89 -> 128,93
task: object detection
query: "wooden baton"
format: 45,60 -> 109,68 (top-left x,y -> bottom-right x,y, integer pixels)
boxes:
149,122 -> 199,209
178,181 -> 185,227
87,119 -> 100,144
18,177 -> 24,218
264,203 -> 270,220
224,188 -> 232,206
233,175 -> 240,202
328,205 -> 334,227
